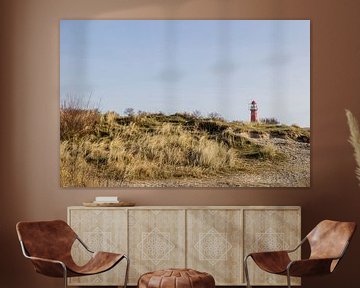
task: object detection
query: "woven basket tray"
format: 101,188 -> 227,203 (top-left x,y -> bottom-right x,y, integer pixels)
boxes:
83,201 -> 135,207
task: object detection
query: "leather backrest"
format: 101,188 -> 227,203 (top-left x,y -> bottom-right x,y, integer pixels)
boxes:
307,220 -> 356,260
16,220 -> 77,261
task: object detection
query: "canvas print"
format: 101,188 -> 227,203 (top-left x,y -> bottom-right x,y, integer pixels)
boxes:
60,20 -> 310,187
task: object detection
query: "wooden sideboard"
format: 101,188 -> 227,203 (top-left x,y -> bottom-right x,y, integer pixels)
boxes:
67,206 -> 301,286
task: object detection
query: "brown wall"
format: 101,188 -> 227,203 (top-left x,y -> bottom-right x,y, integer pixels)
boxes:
1,0 -> 360,287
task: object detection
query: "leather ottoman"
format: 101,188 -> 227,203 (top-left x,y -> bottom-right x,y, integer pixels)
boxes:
138,268 -> 215,288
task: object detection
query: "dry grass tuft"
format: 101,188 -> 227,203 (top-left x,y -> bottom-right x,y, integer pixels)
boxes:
346,109 -> 360,186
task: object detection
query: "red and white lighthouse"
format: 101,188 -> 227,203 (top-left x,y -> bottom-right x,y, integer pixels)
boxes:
249,100 -> 258,122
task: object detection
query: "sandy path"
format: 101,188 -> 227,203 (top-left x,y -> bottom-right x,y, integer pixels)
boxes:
124,138 -> 310,187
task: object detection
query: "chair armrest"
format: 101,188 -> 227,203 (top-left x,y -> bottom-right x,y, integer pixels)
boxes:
76,236 -> 94,253
19,240 -> 67,277
285,237 -> 307,253
26,255 -> 65,265
287,258 -> 336,277
245,237 -> 306,259
26,255 -> 67,278
248,250 -> 289,256
246,251 -> 292,274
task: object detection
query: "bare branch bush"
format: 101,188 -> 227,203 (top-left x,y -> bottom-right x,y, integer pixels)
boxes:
60,94 -> 100,140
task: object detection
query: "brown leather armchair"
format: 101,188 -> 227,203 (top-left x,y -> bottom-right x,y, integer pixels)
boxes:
244,220 -> 356,288
16,220 -> 129,288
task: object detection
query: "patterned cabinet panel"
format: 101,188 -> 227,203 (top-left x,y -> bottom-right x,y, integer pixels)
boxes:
128,209 -> 186,284
68,208 -> 127,286
243,209 -> 301,286
187,209 -> 243,285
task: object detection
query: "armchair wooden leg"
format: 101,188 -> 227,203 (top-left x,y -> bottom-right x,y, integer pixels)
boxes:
244,255 -> 252,288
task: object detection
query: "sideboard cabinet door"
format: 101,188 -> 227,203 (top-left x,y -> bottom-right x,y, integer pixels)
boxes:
187,209 -> 243,285
68,208 -> 127,286
243,208 -> 301,286
128,209 -> 186,284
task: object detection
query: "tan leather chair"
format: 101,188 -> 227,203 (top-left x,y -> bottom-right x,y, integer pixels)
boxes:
244,220 -> 356,288
16,220 -> 129,288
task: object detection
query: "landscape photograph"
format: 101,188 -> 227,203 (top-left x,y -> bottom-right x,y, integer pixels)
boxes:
60,20 -> 310,187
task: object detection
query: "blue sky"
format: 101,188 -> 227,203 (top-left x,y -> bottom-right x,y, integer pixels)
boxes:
60,20 -> 310,126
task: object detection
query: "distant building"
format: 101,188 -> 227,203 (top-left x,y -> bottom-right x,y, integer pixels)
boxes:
250,100 -> 258,122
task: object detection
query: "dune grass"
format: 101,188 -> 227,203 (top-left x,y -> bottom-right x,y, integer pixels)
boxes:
60,109 -> 309,187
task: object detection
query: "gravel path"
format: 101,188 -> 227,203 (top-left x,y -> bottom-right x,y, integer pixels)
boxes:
124,138 -> 310,187
236,138 -> 311,187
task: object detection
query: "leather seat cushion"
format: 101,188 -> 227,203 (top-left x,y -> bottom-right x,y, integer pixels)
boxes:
138,268 -> 215,288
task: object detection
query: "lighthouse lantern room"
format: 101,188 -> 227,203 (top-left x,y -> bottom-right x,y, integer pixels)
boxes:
250,100 -> 258,122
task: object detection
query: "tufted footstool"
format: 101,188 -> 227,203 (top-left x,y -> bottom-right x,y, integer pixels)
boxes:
138,268 -> 215,288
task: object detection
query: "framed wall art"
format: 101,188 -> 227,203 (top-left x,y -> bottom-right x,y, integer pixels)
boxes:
60,20 -> 310,187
